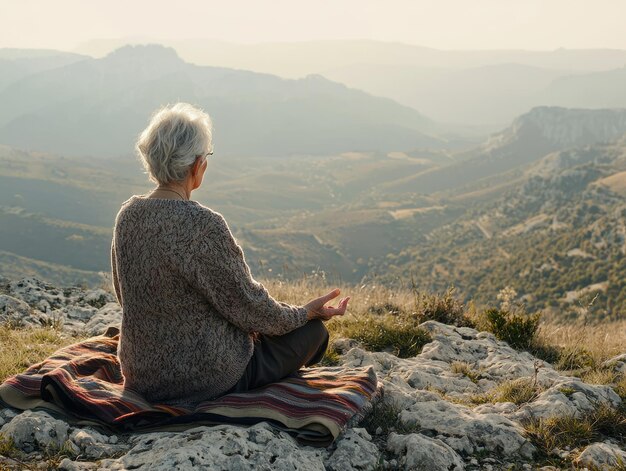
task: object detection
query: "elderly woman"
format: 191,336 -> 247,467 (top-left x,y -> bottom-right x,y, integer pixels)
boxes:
111,103 -> 350,405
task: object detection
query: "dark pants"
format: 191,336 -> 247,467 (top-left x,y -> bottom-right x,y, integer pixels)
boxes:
227,319 -> 329,394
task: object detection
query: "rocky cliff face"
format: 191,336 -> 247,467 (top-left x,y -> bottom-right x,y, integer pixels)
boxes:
0,277 -> 625,470
488,106 -> 626,151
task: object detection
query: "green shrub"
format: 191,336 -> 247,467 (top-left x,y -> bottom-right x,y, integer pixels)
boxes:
481,308 -> 540,350
411,287 -> 474,327
329,314 -> 431,358
359,400 -> 420,436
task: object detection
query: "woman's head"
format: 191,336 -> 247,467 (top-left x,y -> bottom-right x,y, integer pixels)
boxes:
136,103 -> 213,185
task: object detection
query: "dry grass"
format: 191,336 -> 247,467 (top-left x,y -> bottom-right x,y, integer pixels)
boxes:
523,403 -> 626,456
264,274 -> 434,358
467,377 -> 542,406
260,273 -> 416,319
450,361 -> 481,383
535,321 -> 626,371
582,368 -> 620,386
0,325 -> 83,382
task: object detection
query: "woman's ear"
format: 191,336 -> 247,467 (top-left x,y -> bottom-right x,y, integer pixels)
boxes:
192,156 -> 202,177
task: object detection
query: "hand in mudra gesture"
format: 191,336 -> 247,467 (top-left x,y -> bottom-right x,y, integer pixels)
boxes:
304,288 -> 350,321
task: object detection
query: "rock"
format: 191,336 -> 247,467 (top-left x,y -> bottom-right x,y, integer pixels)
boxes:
98,422 -> 327,470
0,408 -> 18,427
8,277 -> 70,312
69,427 -> 128,460
603,353 -> 626,374
0,410 -> 69,453
7,277 -> 113,314
84,303 -> 122,335
391,387 -> 535,457
2,277 -> 120,333
575,441 -> 626,470
46,305 -> 98,330
417,321 -> 560,388
79,289 -> 114,309
343,320 -> 562,401
63,305 -> 98,322
512,378 -> 622,421
473,402 -> 518,415
387,432 -> 465,470
326,428 -> 380,471
58,458 -> 98,470
0,294 -> 49,327
332,337 -> 360,354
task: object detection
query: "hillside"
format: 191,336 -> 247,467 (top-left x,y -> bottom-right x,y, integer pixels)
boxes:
0,45 -> 443,158
322,63 -> 567,125
0,145 -> 451,285
376,106 -> 626,196
377,135 -> 626,319
542,67 -> 626,109
0,48 -> 86,90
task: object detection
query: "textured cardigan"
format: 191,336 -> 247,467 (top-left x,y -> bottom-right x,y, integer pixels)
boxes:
111,195 -> 309,404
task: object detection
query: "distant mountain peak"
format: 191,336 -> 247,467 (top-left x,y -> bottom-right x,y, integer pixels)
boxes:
511,106 -> 626,148
302,73 -> 329,81
103,44 -> 183,66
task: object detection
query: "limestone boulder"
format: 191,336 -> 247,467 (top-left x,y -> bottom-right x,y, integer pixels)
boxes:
98,422 -> 328,470
325,428 -> 380,471
0,410 -> 69,453
575,442 -> 626,470
387,432 -> 465,471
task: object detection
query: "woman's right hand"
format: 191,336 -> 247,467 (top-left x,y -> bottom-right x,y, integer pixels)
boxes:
304,288 -> 350,321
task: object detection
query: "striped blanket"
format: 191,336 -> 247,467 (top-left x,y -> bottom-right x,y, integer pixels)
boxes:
0,327 -> 381,446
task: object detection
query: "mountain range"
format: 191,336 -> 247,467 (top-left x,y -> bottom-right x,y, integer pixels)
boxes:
74,39 -> 626,126
0,45 -> 442,158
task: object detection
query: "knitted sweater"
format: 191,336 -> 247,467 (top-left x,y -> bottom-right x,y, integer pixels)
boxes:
111,195 -> 309,404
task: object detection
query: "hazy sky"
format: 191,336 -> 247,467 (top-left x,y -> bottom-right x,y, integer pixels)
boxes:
1,0 -> 625,51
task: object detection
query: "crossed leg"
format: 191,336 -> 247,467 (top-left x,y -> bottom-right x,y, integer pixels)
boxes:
226,319 -> 329,394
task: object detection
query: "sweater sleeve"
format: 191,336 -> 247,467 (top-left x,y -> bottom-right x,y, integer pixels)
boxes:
110,238 -> 123,307
180,212 -> 309,336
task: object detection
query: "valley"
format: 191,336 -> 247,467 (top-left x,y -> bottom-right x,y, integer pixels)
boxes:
2,46 -> 626,321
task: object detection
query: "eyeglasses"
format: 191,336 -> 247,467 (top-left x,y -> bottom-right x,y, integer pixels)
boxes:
198,149 -> 213,160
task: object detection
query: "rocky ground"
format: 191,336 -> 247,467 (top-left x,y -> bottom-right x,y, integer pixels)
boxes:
0,277 -> 625,470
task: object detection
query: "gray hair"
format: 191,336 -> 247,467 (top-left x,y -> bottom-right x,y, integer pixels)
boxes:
136,103 -> 213,185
